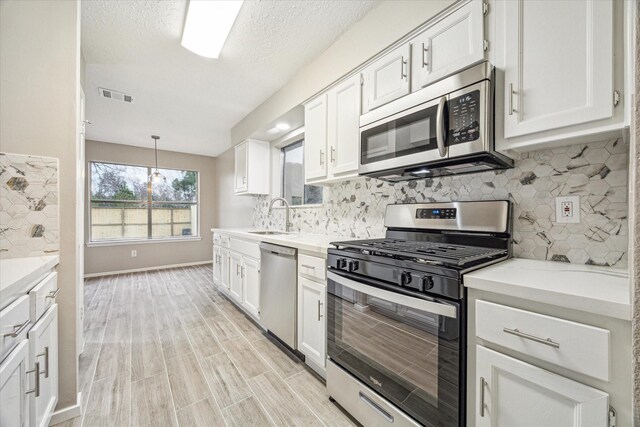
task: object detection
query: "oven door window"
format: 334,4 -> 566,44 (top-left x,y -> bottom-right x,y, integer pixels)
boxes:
361,102 -> 441,165
328,277 -> 460,427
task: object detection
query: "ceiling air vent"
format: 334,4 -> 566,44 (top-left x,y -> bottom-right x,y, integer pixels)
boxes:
98,87 -> 134,103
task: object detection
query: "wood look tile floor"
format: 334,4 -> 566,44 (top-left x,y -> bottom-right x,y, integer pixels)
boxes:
54,265 -> 356,427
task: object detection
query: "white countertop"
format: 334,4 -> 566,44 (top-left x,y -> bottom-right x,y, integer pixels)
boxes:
211,228 -> 353,255
464,258 -> 631,321
0,255 -> 59,311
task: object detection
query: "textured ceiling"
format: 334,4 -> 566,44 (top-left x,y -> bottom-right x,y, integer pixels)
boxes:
82,0 -> 380,157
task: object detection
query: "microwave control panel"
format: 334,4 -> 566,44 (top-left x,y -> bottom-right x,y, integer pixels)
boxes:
449,90 -> 480,144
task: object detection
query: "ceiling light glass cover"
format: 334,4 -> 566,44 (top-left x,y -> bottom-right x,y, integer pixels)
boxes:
181,0 -> 244,59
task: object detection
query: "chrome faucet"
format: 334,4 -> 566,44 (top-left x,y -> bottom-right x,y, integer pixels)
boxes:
268,197 -> 293,233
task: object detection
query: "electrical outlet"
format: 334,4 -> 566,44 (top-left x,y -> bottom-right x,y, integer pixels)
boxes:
131,249 -> 137,258
555,196 -> 580,223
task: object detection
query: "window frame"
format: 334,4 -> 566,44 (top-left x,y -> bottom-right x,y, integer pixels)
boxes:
87,160 -> 201,245
279,138 -> 323,208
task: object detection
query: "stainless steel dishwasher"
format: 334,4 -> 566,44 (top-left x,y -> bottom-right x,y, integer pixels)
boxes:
259,242 -> 297,349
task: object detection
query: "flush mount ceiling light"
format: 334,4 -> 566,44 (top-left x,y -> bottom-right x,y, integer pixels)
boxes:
276,123 -> 290,131
181,0 -> 244,59
149,135 -> 166,184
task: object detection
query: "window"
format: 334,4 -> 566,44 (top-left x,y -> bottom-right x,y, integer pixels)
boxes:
281,140 -> 322,206
90,161 -> 198,242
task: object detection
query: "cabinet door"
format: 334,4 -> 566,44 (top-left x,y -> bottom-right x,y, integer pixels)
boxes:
327,74 -> 361,178
229,252 -> 243,303
234,142 -> 248,192
220,248 -> 230,293
28,305 -> 58,427
503,0 -> 613,138
363,43 -> 410,112
476,346 -> 608,427
213,246 -> 222,286
414,0 -> 484,89
297,277 -> 326,368
241,257 -> 260,319
304,94 -> 328,181
0,340 -> 29,427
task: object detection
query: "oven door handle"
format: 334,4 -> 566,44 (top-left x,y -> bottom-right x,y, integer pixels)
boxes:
327,271 -> 457,319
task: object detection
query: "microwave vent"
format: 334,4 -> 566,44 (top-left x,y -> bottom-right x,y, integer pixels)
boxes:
99,87 -> 133,103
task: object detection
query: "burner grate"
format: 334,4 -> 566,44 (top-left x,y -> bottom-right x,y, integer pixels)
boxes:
333,238 -> 507,266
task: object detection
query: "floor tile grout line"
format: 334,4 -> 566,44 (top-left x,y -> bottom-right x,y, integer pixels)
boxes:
78,274 -> 119,427
151,269 -> 186,427
180,266 -> 277,427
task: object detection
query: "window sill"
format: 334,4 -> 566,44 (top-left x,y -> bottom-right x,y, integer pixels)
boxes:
86,236 -> 202,247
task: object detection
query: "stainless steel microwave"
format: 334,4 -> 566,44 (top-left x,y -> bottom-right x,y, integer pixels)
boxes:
359,61 -> 513,182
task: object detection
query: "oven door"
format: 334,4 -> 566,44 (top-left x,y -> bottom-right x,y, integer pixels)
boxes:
327,270 -> 463,427
359,96 -> 448,175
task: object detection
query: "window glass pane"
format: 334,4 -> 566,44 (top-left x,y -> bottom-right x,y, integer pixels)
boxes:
151,168 -> 198,238
90,162 -> 148,241
282,140 -> 322,206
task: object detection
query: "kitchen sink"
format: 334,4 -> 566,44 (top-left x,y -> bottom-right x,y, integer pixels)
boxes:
248,230 -> 288,235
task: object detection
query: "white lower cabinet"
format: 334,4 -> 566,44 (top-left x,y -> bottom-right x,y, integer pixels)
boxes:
241,256 -> 260,319
229,251 -> 243,303
28,304 -> 58,427
476,345 -> 609,427
0,340 -> 30,427
220,247 -> 231,293
213,245 -> 222,286
297,276 -> 326,370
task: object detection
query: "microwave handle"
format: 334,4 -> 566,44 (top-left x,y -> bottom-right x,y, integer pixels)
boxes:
436,95 -> 448,158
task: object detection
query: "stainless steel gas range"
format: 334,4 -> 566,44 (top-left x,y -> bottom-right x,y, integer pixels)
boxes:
326,201 -> 512,427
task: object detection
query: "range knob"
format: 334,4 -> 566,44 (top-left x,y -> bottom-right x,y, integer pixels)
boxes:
348,260 -> 359,272
398,271 -> 412,286
336,258 -> 347,269
421,275 -> 435,291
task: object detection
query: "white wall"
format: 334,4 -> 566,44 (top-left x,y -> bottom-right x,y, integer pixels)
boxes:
230,0 -> 455,144
214,148 -> 256,228
0,0 -> 80,410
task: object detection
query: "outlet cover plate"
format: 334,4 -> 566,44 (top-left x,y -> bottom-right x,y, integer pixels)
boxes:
555,196 -> 580,223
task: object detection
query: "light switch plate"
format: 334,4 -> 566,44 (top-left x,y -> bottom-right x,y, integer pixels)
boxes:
555,196 -> 580,223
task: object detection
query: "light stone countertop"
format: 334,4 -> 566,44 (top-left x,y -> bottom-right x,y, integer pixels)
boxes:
0,255 -> 59,311
211,228 -> 359,255
464,258 -> 631,321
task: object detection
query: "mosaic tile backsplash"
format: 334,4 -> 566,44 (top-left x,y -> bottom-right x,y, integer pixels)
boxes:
254,138 -> 629,268
0,153 -> 59,259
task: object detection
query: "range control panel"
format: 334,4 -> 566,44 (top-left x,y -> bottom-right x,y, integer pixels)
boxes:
416,208 -> 457,219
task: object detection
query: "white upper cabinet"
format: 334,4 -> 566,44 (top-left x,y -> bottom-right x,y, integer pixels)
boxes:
234,139 -> 270,195
412,0 -> 485,89
362,43 -> 411,112
327,74 -> 361,178
304,94 -> 328,182
495,0 -> 621,149
476,346 -> 609,427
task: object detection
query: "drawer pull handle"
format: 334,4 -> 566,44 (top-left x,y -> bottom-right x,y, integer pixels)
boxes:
37,346 -> 49,378
479,376 -> 486,417
46,288 -> 60,299
503,327 -> 560,348
3,319 -> 30,337
301,264 -> 316,270
26,362 -> 40,397
358,391 -> 394,423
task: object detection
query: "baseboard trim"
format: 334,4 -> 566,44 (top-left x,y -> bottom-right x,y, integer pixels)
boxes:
49,392 -> 82,425
83,260 -> 213,278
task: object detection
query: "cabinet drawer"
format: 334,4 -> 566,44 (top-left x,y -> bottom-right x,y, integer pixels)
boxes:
220,235 -> 231,248
29,272 -> 58,323
476,300 -> 610,381
213,234 -> 221,245
0,295 -> 30,362
298,254 -> 326,282
230,238 -> 260,259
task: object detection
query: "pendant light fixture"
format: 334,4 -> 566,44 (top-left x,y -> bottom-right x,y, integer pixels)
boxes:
149,135 -> 166,183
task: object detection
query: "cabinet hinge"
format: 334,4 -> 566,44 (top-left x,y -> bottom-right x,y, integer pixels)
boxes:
483,40 -> 489,51
608,407 -> 616,427
613,90 -> 620,107
483,2 -> 489,15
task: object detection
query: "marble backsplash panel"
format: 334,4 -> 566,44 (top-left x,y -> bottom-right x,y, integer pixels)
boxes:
0,153 -> 59,259
254,138 -> 629,268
